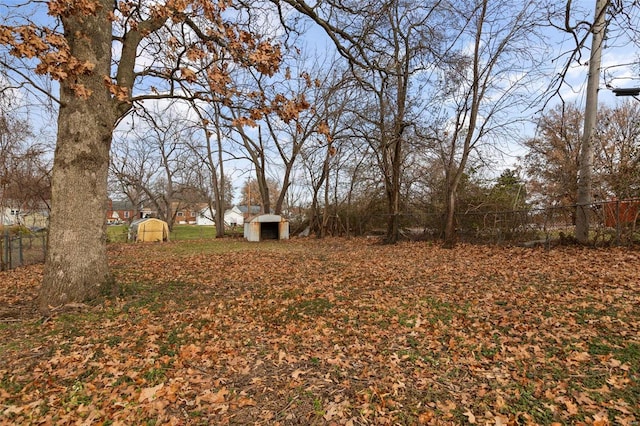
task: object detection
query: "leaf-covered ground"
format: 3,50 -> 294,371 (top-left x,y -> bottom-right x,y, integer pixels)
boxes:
1,238 -> 639,425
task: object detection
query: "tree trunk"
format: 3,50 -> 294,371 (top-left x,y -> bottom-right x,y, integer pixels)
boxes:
384,137 -> 402,244
321,159 -> 331,237
442,186 -> 457,249
39,3 -> 117,314
214,201 -> 225,237
212,113 -> 226,237
384,180 -> 401,244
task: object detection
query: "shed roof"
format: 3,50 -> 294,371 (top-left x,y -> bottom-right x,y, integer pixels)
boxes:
248,214 -> 287,223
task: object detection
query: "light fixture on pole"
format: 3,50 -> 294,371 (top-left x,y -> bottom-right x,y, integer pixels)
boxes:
611,87 -> 640,97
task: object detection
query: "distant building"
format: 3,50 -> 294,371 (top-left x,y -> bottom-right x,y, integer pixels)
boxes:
196,205 -> 252,227
1,200 -> 49,229
107,199 -> 137,224
172,202 -> 206,225
237,205 -> 263,219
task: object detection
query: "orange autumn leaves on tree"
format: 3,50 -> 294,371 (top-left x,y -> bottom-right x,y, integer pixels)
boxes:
48,0 -> 101,17
0,0 -> 300,120
0,25 -> 94,83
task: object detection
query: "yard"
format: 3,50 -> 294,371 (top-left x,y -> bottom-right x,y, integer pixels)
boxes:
0,238 -> 639,425
106,224 -> 243,243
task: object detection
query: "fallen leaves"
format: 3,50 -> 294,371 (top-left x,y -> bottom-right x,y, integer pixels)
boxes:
139,383 -> 164,403
1,239 -> 639,424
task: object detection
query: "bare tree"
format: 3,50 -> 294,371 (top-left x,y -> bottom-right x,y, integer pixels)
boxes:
275,0 -> 448,243
431,0 -> 549,248
239,177 -> 280,210
110,123 -> 157,222
186,100 -> 233,237
224,56 -> 329,216
540,1 -> 640,242
0,88 -> 52,222
114,106 -> 200,230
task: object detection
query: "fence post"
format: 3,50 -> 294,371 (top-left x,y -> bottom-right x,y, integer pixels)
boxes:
4,231 -> 10,270
18,233 -> 23,267
42,232 -> 47,262
615,200 -> 621,246
0,231 -> 4,271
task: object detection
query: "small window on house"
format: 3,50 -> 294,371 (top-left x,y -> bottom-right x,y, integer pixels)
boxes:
190,211 -> 196,217
124,211 -> 130,218
177,211 -> 184,217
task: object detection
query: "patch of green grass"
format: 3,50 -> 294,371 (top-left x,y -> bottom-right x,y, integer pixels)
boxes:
479,344 -> 499,359
159,325 -> 187,357
106,335 -> 122,347
574,304 -> 619,325
113,375 -> 135,387
396,348 -> 421,362
377,318 -> 391,329
580,370 -> 607,389
312,398 -> 324,416
142,367 -> 167,385
504,384 -> 556,424
62,380 -> 93,410
106,225 -> 129,243
108,223 -> 241,246
285,297 -> 333,320
406,335 -> 419,349
397,312 -> 416,328
421,296 -> 457,325
588,339 -> 613,356
280,288 -> 304,300
616,343 -> 640,372
0,375 -> 26,396
169,225 -> 217,240
108,224 -> 222,243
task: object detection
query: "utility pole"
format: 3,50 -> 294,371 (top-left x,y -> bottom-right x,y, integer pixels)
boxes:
576,0 -> 609,244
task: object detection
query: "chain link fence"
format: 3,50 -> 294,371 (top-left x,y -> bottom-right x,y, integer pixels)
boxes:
406,198 -> 640,246
0,230 -> 48,271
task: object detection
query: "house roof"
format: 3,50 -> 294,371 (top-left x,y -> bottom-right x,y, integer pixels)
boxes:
111,200 -> 136,210
248,214 -> 287,223
237,205 -> 263,215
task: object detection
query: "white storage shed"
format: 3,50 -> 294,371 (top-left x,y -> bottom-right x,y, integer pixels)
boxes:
243,214 -> 289,242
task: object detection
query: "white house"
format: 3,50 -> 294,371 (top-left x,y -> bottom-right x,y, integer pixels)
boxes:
196,206 -> 216,226
223,205 -> 244,227
196,205 -> 246,227
0,207 -> 20,226
0,205 -> 48,229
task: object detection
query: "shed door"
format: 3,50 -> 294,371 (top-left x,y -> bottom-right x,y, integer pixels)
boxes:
260,222 -> 279,240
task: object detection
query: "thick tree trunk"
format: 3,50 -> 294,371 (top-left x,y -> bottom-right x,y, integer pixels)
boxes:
39,2 -> 117,314
384,182 -> 400,244
384,135 -> 403,244
214,204 -> 225,237
40,100 -> 116,313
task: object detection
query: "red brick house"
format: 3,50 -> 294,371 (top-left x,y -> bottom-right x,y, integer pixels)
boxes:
106,199 -> 138,224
